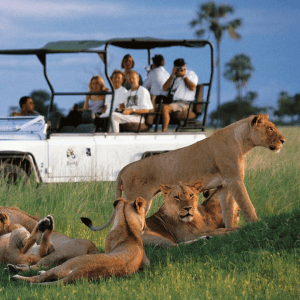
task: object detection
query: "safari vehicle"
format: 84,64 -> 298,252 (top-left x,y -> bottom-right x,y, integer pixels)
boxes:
0,38 -> 214,184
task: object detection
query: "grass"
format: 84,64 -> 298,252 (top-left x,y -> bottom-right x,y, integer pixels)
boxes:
0,126 -> 299,299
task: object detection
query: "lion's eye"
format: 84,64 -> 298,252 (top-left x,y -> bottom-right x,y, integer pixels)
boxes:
174,196 -> 180,201
190,193 -> 194,198
269,127 -> 274,132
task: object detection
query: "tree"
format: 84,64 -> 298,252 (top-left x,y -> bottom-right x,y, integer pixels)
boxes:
190,1 -> 242,127
210,91 -> 267,127
224,53 -> 254,120
291,93 -> 300,122
274,91 -> 294,122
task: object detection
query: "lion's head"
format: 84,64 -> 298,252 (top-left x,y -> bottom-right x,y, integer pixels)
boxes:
0,213 -> 10,234
160,181 -> 203,222
112,197 -> 147,232
251,113 -> 285,153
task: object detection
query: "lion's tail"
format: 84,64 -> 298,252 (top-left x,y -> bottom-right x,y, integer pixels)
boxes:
80,170 -> 124,232
81,209 -> 116,231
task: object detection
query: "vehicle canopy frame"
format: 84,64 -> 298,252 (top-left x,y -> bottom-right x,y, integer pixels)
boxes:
0,37 -> 214,131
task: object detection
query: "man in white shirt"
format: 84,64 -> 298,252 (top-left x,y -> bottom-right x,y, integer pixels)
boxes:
162,58 -> 198,132
109,71 -> 153,133
143,54 -> 170,98
102,70 -> 128,118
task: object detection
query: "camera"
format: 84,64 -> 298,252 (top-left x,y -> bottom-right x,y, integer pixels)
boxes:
176,66 -> 184,71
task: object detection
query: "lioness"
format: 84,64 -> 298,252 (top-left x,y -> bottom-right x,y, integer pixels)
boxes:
13,198 -> 148,284
0,214 -> 54,265
142,182 -> 239,248
0,207 -> 99,271
98,114 -> 285,229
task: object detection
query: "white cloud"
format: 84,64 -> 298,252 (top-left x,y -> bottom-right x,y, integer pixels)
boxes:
0,0 -> 122,19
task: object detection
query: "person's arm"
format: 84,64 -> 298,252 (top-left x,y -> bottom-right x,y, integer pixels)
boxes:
12,112 -> 22,116
123,108 -> 149,115
83,95 -> 89,111
183,76 -> 196,91
163,67 -> 177,91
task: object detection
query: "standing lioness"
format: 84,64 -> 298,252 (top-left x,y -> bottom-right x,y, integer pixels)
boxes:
98,114 -> 284,229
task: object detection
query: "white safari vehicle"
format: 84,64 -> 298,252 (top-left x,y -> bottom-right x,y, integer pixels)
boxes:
0,38 -> 214,184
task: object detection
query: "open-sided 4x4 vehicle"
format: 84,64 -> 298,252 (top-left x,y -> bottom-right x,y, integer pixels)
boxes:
0,38 -> 214,184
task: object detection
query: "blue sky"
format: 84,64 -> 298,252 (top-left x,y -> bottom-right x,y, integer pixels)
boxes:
0,0 -> 299,118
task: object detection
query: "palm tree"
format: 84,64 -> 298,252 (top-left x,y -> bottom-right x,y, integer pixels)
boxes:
190,1 -> 242,127
223,53 -> 254,120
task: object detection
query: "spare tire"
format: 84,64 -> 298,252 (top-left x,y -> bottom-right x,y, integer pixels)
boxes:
0,164 -> 29,185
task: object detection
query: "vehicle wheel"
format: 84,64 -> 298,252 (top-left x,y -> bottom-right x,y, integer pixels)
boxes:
0,164 -> 29,185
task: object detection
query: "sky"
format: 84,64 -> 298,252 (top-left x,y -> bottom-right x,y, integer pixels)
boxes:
0,0 -> 299,119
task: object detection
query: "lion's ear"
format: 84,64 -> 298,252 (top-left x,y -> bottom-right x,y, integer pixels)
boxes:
0,213 -> 9,226
190,181 -> 203,193
160,184 -> 172,195
113,198 -> 126,208
134,197 -> 146,214
251,113 -> 269,128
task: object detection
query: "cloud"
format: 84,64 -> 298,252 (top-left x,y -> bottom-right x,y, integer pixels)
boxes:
0,0 -> 122,19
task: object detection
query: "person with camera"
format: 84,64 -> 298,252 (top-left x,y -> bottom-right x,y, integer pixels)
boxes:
161,58 -> 198,132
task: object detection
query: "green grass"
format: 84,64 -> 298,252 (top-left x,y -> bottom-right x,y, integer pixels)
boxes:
0,126 -> 299,299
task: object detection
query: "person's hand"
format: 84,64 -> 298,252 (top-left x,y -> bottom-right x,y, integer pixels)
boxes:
175,67 -> 186,78
123,108 -> 132,115
171,66 -> 177,76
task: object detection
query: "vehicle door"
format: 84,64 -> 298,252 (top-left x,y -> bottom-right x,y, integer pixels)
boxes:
47,135 -> 96,181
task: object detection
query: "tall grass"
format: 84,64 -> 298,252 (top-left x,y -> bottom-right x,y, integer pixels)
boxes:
0,127 -> 299,299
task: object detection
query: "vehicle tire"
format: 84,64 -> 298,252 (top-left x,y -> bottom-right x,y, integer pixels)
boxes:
0,164 -> 29,185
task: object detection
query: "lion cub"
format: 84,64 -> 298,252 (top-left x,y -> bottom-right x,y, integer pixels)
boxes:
0,213 -> 54,265
142,181 -> 240,247
13,198 -> 148,284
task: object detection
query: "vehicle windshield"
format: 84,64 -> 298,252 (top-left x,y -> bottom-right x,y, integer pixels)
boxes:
0,116 -> 45,132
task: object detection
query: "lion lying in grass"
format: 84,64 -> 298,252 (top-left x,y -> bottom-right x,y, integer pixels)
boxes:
13,198 -> 148,284
0,214 -> 54,265
0,207 -> 99,272
98,113 -> 285,230
142,182 -> 240,247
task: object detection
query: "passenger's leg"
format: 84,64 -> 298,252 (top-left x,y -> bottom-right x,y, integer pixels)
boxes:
162,104 -> 174,132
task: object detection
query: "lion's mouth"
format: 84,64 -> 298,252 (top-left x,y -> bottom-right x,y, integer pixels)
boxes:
180,213 -> 193,221
269,145 -> 281,153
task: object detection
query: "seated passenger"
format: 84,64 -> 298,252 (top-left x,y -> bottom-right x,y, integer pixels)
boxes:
143,54 -> 170,103
83,75 -> 108,131
100,70 -> 128,131
121,54 -> 143,89
11,96 -> 39,116
162,58 -> 198,132
83,75 -> 107,117
109,71 -> 153,133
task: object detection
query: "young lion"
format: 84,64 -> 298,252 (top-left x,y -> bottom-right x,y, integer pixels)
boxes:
142,182 -> 239,247
0,207 -> 99,272
13,198 -> 148,284
0,213 -> 54,265
98,113 -> 285,230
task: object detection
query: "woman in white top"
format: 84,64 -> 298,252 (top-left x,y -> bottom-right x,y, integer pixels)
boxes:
83,75 -> 108,116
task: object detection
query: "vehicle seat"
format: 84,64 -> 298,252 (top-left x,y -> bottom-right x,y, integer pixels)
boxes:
73,110 -> 96,133
60,126 -> 76,133
146,84 -> 204,131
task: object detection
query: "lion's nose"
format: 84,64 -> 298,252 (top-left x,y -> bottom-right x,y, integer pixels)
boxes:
184,206 -> 192,212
